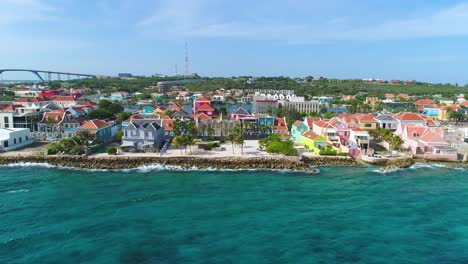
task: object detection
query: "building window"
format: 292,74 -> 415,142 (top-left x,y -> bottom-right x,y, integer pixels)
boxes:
19,137 -> 22,143
26,136 -> 29,141
365,124 -> 372,128
4,117 -> 9,127
3,141 -> 8,148
14,138 -> 16,144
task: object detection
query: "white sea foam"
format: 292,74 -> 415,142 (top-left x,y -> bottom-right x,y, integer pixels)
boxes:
0,162 -> 316,174
6,189 -> 30,194
1,162 -> 56,168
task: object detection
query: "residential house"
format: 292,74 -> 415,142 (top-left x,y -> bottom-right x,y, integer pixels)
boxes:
374,114 -> 398,130
396,94 -> 410,100
0,128 -> 33,151
349,127 -> 371,156
110,91 -> 129,101
301,131 -> 328,154
121,119 -> 165,150
366,97 -> 379,104
51,96 -> 78,108
342,95 -> 356,101
439,98 -> 453,106
357,113 -> 377,130
394,112 -> 427,127
231,107 -> 251,119
37,111 -> 66,135
290,121 -> 308,143
77,119 -> 112,143
141,105 -> 159,118
193,98 -> 216,118
169,102 -> 184,111
274,117 -> 289,139
423,107 -> 440,120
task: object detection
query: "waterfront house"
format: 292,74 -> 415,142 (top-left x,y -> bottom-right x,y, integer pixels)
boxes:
336,122 -> 351,147
291,121 -> 308,143
301,131 -> 327,154
348,127 -> 371,156
63,117 -> 85,137
77,119 -> 112,143
122,115 -> 144,130
37,111 -> 66,134
121,119 -> 165,150
0,128 -> 33,151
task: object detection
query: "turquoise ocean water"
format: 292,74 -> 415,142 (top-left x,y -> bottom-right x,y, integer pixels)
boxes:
0,164 -> 467,263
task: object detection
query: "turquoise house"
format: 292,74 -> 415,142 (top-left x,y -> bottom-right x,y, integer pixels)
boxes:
290,121 -> 308,143
257,117 -> 274,127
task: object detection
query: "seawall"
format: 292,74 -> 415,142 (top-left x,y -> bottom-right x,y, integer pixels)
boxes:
0,155 -> 319,173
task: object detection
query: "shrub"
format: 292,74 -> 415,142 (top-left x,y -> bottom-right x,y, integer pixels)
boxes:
337,152 -> 349,156
266,140 -> 298,156
107,147 -> 117,155
319,147 -> 337,156
207,142 -> 220,149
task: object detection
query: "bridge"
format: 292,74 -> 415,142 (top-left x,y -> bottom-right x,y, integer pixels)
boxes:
0,69 -> 105,82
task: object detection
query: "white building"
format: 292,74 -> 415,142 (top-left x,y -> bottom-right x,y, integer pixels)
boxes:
281,100 -> 320,114
0,128 -> 33,151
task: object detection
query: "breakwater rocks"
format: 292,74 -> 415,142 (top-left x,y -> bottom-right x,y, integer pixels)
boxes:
380,158 -> 415,171
0,155 -> 319,173
301,156 -> 361,166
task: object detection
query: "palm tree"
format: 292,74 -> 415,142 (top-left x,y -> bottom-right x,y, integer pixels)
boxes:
29,114 -> 38,133
235,135 -> 245,155
45,116 -> 55,138
207,127 -> 215,140
199,123 -> 207,140
78,130 -> 95,148
226,133 -> 236,154
172,136 -> 185,154
390,135 -> 403,151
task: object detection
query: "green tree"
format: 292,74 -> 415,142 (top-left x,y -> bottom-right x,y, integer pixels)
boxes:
87,109 -> 114,120
172,136 -> 185,154
118,112 -> 132,122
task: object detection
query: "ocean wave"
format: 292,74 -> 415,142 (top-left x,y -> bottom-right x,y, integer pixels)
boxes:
0,162 -> 314,174
6,189 -> 30,194
1,162 -> 56,168
375,162 -> 466,174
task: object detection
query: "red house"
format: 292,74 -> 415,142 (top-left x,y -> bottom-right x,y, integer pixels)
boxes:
193,97 -> 216,117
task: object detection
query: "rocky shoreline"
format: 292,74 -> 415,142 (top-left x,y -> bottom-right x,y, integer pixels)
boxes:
0,155 -> 319,173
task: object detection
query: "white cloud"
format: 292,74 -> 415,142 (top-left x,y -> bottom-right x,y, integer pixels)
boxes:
137,1 -> 468,43
0,0 -> 56,25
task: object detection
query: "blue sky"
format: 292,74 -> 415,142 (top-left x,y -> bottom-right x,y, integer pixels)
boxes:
2,0 -> 468,84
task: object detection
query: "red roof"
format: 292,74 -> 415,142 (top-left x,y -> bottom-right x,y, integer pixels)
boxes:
302,131 -> 321,140
162,116 -> 173,131
358,113 -> 375,122
196,113 -> 212,121
79,119 -> 110,130
195,97 -> 210,102
420,130 -> 446,144
405,125 -> 427,139
123,114 -> 143,123
52,96 -> 76,102
292,121 -> 303,127
40,112 -> 65,124
314,120 -> 334,128
394,112 -> 425,121
196,104 -> 215,111
385,93 -> 395,98
351,127 -> 365,132
413,99 -> 434,106
305,117 -> 320,128
2,104 -> 24,111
